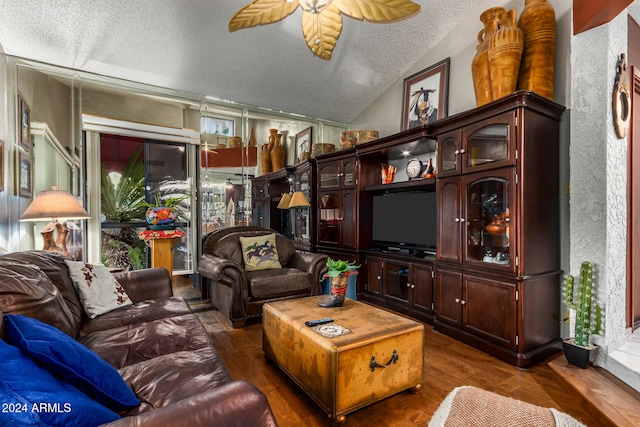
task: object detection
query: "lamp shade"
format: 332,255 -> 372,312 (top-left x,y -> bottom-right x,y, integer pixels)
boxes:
19,189 -> 90,222
277,192 -> 292,209
288,191 -> 311,208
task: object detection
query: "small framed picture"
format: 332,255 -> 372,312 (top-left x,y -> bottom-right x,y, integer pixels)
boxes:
18,96 -> 31,151
295,127 -> 312,163
17,152 -> 32,198
0,140 -> 4,192
402,58 -> 450,130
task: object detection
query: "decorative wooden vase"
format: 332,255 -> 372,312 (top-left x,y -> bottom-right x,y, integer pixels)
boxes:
488,9 -> 524,100
517,0 -> 556,99
472,7 -> 504,107
248,126 -> 257,147
268,128 -> 278,151
270,133 -> 286,171
261,144 -> 272,174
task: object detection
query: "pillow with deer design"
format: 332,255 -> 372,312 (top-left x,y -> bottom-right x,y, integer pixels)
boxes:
64,260 -> 132,318
239,233 -> 282,271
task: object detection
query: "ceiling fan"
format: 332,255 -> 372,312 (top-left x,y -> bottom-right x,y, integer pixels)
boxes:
229,0 -> 421,60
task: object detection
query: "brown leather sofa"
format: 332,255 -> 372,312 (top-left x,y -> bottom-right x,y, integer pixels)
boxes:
199,226 -> 328,328
0,250 -> 278,427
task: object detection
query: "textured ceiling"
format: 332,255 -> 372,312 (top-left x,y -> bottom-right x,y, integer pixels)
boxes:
0,0 -> 482,123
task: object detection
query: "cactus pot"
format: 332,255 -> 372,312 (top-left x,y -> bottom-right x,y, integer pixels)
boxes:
563,339 -> 597,369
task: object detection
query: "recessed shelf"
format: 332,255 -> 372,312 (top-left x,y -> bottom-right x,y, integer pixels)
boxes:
365,178 -> 436,193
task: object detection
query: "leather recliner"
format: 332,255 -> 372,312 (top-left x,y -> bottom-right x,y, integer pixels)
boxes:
199,226 -> 328,328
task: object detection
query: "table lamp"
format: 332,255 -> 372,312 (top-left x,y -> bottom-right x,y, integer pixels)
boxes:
19,186 -> 90,258
288,191 -> 311,208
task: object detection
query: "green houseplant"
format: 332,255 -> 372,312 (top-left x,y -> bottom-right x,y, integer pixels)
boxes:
100,148 -> 148,271
318,258 -> 360,308
563,261 -> 603,368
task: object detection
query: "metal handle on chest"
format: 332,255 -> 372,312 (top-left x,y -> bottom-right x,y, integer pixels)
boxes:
370,350 -> 398,372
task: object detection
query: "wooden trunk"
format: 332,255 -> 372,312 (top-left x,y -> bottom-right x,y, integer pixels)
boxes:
263,297 -> 424,423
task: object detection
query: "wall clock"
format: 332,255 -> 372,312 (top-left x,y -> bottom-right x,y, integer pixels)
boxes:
406,157 -> 423,179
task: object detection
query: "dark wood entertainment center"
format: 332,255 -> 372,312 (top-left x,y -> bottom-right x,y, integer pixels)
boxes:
252,91 -> 565,368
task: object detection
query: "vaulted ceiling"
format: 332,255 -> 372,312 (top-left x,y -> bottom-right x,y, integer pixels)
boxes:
0,0 -> 482,123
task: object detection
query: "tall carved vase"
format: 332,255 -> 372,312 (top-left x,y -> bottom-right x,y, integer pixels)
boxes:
517,0 -> 556,100
488,9 -> 524,100
471,7 -> 504,107
270,133 -> 286,171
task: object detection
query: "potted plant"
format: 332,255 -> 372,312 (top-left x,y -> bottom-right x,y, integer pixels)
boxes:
142,192 -> 189,230
318,258 -> 360,308
563,261 -> 603,368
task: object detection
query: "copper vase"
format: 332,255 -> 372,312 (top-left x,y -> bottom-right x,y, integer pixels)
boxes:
471,7 -> 504,107
488,9 -> 524,100
517,0 -> 556,99
270,133 -> 285,171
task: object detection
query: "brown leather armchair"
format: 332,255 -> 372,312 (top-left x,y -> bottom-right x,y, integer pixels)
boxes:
199,226 -> 328,328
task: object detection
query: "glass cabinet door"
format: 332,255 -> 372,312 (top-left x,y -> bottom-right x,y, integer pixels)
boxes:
464,170 -> 514,270
342,158 -> 356,187
318,163 -> 340,189
462,112 -> 516,173
296,171 -> 311,244
437,130 -> 461,177
318,193 -> 341,245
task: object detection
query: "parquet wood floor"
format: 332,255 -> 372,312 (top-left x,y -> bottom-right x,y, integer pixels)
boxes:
174,277 -> 607,426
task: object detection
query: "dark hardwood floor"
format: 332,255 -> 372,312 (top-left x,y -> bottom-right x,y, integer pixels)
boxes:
174,277 -> 616,426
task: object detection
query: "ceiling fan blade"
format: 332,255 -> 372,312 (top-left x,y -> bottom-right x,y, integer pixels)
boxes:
302,5 -> 343,60
229,0 -> 299,32
333,0 -> 420,21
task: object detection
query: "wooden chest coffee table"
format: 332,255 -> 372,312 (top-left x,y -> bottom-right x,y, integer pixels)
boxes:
263,297 -> 424,424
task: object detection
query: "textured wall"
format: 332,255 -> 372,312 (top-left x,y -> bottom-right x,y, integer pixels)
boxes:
570,11 -> 629,358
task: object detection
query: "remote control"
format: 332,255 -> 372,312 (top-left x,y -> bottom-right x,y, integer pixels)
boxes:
305,318 -> 334,327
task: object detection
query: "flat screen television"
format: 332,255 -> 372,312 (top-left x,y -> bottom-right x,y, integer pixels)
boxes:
371,191 -> 437,254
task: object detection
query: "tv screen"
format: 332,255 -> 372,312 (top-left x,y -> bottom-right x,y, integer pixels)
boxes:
371,191 -> 437,252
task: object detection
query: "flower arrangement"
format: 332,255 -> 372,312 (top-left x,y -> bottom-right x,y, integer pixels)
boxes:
142,193 -> 189,228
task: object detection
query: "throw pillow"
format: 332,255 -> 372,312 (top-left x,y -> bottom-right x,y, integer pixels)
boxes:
64,260 -> 132,318
4,314 -> 141,412
0,339 -> 120,426
239,233 -> 282,271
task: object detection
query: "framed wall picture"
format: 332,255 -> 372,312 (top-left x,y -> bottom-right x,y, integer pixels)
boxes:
17,152 -> 32,198
295,127 -> 312,163
401,57 -> 450,130
18,96 -> 31,151
0,140 -> 4,192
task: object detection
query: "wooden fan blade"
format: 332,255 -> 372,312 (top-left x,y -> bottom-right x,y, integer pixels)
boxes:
229,0 -> 299,32
302,5 -> 342,60
333,0 -> 420,21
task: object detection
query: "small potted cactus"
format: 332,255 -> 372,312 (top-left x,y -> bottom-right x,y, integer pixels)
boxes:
563,261 -> 603,368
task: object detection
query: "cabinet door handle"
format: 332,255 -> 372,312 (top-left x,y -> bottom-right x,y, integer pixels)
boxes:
454,218 -> 460,223
411,284 -> 415,289
460,218 -> 466,223
455,298 -> 460,303
377,276 -> 381,280
406,283 -> 411,288
459,148 -> 466,154
461,300 -> 466,305
454,149 -> 460,155
337,217 -> 344,221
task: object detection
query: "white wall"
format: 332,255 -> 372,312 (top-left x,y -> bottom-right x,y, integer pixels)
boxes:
570,5 -> 638,365
351,0 -> 571,136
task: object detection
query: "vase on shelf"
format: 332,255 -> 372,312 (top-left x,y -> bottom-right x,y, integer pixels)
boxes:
471,7 -> 504,107
271,133 -> 286,171
261,144 -> 272,174
488,9 -> 524,100
517,0 -> 556,100
248,126 -> 257,147
268,128 -> 278,152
